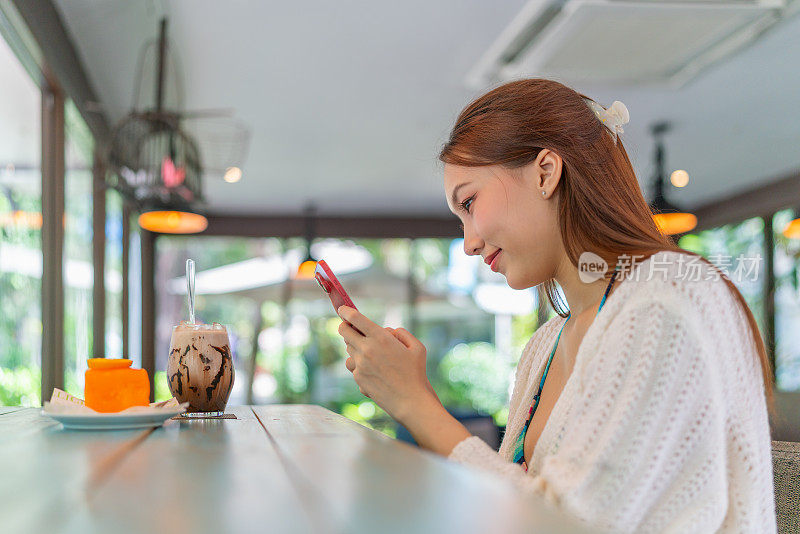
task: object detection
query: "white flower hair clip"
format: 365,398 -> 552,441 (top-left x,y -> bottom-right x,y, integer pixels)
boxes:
584,99 -> 630,145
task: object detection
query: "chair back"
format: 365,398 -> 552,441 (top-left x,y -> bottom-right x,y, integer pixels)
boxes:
772,440 -> 800,534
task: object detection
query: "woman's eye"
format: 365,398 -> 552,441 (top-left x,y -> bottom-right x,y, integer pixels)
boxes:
460,196 -> 474,213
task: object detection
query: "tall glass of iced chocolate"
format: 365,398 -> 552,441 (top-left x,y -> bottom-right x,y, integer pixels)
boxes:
167,321 -> 235,412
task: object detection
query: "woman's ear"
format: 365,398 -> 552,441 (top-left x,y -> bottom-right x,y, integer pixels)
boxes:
534,149 -> 563,195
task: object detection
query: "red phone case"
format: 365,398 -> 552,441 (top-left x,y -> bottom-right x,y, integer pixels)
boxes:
314,259 -> 358,312
314,260 -> 363,335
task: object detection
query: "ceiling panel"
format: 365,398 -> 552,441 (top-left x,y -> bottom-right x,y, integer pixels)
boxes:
53,0 -> 800,216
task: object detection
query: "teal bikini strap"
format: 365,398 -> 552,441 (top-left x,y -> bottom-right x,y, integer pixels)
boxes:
536,315 -> 569,398
538,269 -> 617,394
598,270 -> 618,312
513,270 -> 619,468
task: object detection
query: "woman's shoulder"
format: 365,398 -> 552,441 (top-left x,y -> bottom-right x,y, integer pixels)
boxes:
609,249 -> 755,361
527,314 -> 567,349
622,249 -> 741,313
516,314 -> 567,370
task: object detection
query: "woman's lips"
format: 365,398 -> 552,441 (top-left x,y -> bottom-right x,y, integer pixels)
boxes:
490,250 -> 502,272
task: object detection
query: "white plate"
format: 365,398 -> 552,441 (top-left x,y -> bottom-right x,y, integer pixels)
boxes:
43,408 -> 183,430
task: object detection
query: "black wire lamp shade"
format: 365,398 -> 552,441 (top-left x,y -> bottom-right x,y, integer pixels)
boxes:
648,122 -> 697,236
650,182 -> 697,236
104,18 -> 210,234
107,112 -> 208,233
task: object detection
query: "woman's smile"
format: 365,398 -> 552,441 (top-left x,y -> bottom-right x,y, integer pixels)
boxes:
484,248 -> 503,272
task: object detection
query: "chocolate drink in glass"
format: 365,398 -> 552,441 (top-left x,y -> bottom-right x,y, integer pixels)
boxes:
167,321 -> 235,412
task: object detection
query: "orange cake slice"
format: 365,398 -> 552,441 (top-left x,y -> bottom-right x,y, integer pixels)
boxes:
84,358 -> 150,413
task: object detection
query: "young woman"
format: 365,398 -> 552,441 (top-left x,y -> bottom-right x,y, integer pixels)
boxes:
335,79 -> 776,532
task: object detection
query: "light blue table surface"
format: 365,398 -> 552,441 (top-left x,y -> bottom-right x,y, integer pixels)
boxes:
0,404 -> 590,534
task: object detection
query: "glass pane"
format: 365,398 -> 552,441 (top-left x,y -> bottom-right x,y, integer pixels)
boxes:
774,209 -> 800,391
105,190 -> 123,357
128,224 -> 142,365
0,35 -> 41,406
64,101 -> 94,396
409,238 -> 540,430
678,216 -> 765,330
154,235 -> 543,436
283,237 -> 419,436
155,236 -> 276,403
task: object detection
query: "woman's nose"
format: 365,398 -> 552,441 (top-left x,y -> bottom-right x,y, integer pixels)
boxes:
463,227 -> 483,256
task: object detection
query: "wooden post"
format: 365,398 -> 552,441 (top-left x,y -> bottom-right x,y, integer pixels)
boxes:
41,86 -> 65,403
141,229 -> 156,401
121,202 -> 131,357
407,239 -> 419,334
280,273 -> 292,402
763,213 -> 776,381
245,300 -> 264,405
91,150 -> 106,357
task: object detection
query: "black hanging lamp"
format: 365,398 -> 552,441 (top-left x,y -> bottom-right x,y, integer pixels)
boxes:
107,18 -> 207,234
295,205 -> 317,280
649,122 -> 697,235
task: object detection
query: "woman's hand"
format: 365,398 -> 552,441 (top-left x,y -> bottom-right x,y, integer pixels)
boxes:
337,306 -> 439,424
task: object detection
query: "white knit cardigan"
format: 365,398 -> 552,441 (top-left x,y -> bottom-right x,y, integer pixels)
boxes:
448,250 -> 776,533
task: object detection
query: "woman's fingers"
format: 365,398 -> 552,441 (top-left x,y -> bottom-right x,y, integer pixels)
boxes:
338,320 -> 365,349
337,306 -> 381,337
390,327 -> 423,350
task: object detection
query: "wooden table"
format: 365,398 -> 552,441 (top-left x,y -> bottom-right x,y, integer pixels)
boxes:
0,405 -> 591,533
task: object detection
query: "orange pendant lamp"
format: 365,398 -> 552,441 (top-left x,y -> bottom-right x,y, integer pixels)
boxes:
782,217 -> 800,239
129,144 -> 208,234
296,257 -> 317,279
649,122 -> 697,236
138,209 -> 207,234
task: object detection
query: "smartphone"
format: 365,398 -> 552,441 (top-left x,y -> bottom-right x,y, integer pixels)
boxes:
314,260 -> 363,335
314,259 -> 356,310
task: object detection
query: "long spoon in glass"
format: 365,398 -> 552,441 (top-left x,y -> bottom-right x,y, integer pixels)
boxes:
186,258 -> 196,324
182,258 -> 226,418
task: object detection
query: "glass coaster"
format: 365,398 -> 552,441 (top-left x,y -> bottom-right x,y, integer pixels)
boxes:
172,412 -> 237,420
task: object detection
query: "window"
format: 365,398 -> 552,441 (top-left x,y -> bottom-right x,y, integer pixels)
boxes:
679,216 -> 765,330
679,213 -> 800,391
105,190 -> 124,357
773,209 -> 800,390
0,34 -> 42,406
154,235 -> 542,435
63,101 -> 94,396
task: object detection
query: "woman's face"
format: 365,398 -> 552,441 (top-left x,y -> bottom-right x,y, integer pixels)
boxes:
443,158 -> 562,290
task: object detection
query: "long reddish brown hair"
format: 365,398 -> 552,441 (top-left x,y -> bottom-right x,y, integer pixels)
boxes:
440,78 -> 774,412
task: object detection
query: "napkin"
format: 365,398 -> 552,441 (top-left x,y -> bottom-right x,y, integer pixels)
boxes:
43,388 -> 189,415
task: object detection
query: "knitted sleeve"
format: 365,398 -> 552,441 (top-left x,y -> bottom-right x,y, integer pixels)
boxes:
447,295 -> 734,533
